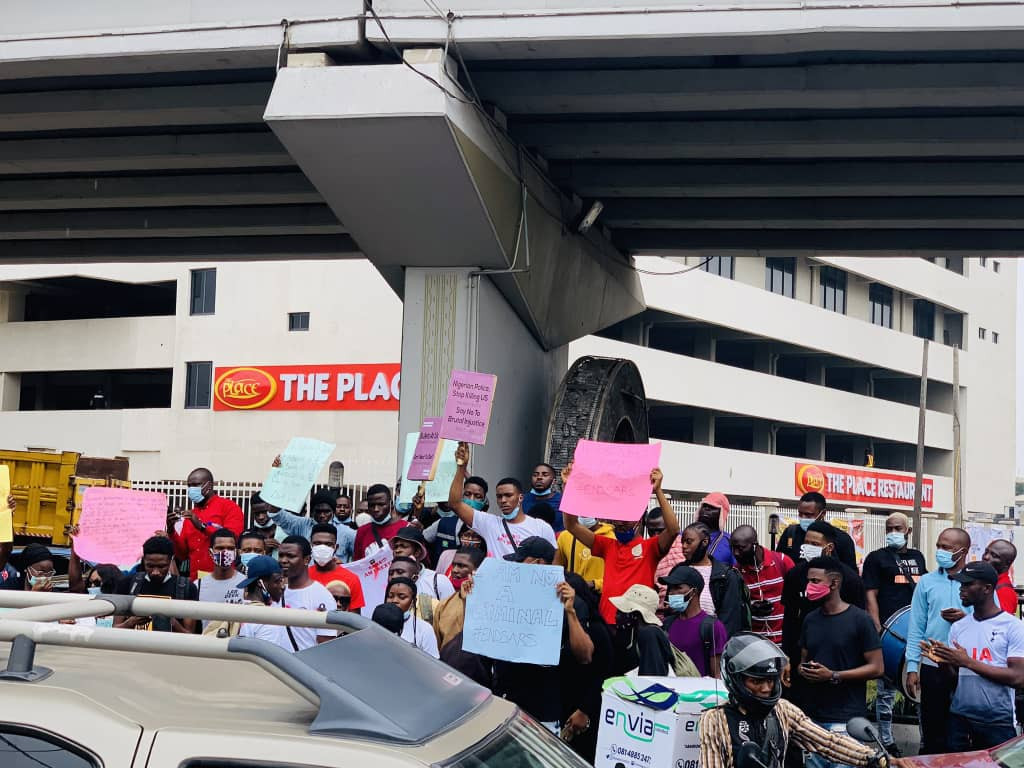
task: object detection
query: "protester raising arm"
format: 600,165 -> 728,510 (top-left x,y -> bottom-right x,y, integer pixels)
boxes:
650,468 -> 679,555
559,581 -> 594,665
560,464 -> 597,549
447,442 -> 478,529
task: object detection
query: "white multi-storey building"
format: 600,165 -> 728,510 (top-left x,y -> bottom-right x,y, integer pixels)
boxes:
0,260 -> 403,486
573,256 -> 1016,517
0,256 -> 1015,521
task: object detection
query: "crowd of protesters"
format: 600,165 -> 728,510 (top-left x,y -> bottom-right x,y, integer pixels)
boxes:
1,442 -> 1022,764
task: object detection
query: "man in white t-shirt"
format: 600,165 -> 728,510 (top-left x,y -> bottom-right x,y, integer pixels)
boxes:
278,536 -> 337,650
195,528 -> 245,630
929,561 -> 1024,751
447,442 -> 556,559
234,555 -> 293,652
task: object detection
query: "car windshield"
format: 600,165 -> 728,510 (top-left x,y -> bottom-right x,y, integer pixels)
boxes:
444,713 -> 591,768
992,735 -> 1024,768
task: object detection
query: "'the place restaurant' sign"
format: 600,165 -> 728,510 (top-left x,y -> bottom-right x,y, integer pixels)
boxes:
213,364 -> 400,411
794,462 -> 933,509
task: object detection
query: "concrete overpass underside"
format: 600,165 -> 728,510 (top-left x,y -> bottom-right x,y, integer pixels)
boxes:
2,0 -> 1023,476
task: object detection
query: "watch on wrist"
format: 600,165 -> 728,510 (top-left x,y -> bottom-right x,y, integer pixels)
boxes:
830,671 -> 840,685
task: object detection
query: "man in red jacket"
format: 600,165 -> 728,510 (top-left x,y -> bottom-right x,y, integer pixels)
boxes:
983,538 -> 1019,615
168,467 -> 244,577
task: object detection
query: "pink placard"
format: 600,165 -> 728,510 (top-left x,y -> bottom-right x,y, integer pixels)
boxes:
408,417 -> 442,481
75,487 -> 168,565
439,370 -> 498,445
560,440 -> 662,522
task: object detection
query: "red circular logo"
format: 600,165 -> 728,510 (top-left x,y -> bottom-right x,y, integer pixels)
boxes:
214,367 -> 277,410
796,464 -> 825,495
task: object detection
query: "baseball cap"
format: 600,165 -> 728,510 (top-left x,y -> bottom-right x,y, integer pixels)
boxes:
659,564 -> 705,590
951,561 -> 999,586
504,536 -> 556,563
609,584 -> 662,626
236,555 -> 281,589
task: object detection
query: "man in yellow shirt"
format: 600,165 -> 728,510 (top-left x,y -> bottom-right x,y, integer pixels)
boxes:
554,515 -> 615,593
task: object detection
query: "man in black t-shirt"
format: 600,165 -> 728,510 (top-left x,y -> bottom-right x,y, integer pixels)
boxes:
799,556 -> 883,768
777,492 -> 857,570
114,536 -> 198,632
861,512 -> 927,754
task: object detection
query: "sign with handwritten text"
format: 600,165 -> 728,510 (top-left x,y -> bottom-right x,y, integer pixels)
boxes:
398,433 -> 459,505
261,437 -> 336,512
76,487 -> 168,564
463,559 -> 565,665
561,440 -> 662,522
408,417 -> 442,482
439,369 -> 497,445
347,544 -> 394,617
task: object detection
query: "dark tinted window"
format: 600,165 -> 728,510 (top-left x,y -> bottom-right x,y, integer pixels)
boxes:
288,312 -> 310,332
702,256 -> 734,279
820,266 -> 846,314
765,257 -> 795,297
869,283 -> 893,328
913,299 -> 935,340
0,728 -> 97,768
185,361 -> 213,409
190,269 -> 217,315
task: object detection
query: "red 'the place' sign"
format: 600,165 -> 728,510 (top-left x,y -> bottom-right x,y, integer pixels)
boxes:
213,364 -> 400,411
794,462 -> 933,509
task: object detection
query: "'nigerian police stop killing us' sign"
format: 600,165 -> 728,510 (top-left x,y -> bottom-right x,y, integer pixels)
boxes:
462,559 -> 565,666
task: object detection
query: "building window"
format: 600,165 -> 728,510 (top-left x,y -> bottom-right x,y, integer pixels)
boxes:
0,728 -> 98,768
288,312 -> 310,332
819,266 -> 847,314
868,283 -> 893,328
913,299 -> 935,340
993,331 -> 1000,344
980,257 -> 988,267
993,260 -> 1001,273
702,256 -> 734,279
979,327 -> 987,340
190,269 -> 216,315
185,362 -> 212,409
765,257 -> 795,297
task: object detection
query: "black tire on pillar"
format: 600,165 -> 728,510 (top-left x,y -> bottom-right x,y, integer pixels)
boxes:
544,356 -> 649,470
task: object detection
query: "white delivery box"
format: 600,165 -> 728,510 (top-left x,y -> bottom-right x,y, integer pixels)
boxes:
594,675 -> 728,768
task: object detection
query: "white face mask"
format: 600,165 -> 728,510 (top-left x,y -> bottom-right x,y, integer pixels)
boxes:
311,544 -> 336,567
799,544 -> 823,561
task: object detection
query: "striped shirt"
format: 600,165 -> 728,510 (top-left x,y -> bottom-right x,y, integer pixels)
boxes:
737,549 -> 794,643
700,699 -> 876,768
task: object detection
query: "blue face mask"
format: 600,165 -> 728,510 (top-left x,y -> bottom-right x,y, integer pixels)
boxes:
437,506 -> 456,518
87,585 -> 102,596
465,499 -> 486,512
667,593 -> 690,613
615,529 -> 637,545
502,506 -> 521,521
530,488 -> 553,497
187,486 -> 205,505
578,517 -> 598,529
799,518 -> 814,531
935,549 -> 960,570
396,502 -> 414,515
885,532 -> 907,550
240,552 -> 259,568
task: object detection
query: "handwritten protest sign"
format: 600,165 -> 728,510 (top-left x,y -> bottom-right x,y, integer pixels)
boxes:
439,369 -> 497,444
408,417 -> 442,482
463,559 -> 565,665
75,487 -> 167,565
346,544 -> 394,617
261,437 -> 336,512
398,433 -> 458,505
0,465 -> 11,543
561,440 -> 662,522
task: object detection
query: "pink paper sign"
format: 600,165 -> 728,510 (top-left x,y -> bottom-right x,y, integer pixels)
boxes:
76,487 -> 168,565
560,440 -> 662,522
439,370 -> 498,445
408,417 -> 442,481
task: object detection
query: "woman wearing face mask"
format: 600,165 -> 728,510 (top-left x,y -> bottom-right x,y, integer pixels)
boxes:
385,576 -> 440,658
20,543 -> 57,593
563,465 -> 680,628
435,523 -> 489,577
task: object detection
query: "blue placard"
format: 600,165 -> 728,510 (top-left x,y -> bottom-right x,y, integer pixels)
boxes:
462,559 -> 565,665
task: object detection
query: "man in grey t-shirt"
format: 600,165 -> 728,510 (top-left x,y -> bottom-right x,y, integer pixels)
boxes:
195,528 -> 245,629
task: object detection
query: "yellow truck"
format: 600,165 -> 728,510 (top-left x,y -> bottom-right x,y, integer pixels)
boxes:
0,449 -> 130,545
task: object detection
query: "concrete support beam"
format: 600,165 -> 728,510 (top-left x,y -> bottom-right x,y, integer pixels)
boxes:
0,133 -> 291,175
601,197 -> 1024,229
0,206 -> 343,240
0,172 -> 320,211
616,229 -> 1024,256
0,83 -> 271,133
0,235 -> 359,263
550,160 -> 1024,198
476,62 -> 1024,114
514,116 -> 1024,160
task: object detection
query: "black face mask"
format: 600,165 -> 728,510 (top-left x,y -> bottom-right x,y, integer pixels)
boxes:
616,611 -> 639,632
689,542 -> 709,563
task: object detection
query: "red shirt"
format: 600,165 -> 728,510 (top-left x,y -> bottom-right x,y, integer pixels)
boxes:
307,565 -> 366,611
996,571 -> 1018,615
170,494 -> 244,575
590,535 -> 663,625
353,519 -> 406,561
737,548 -> 794,643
